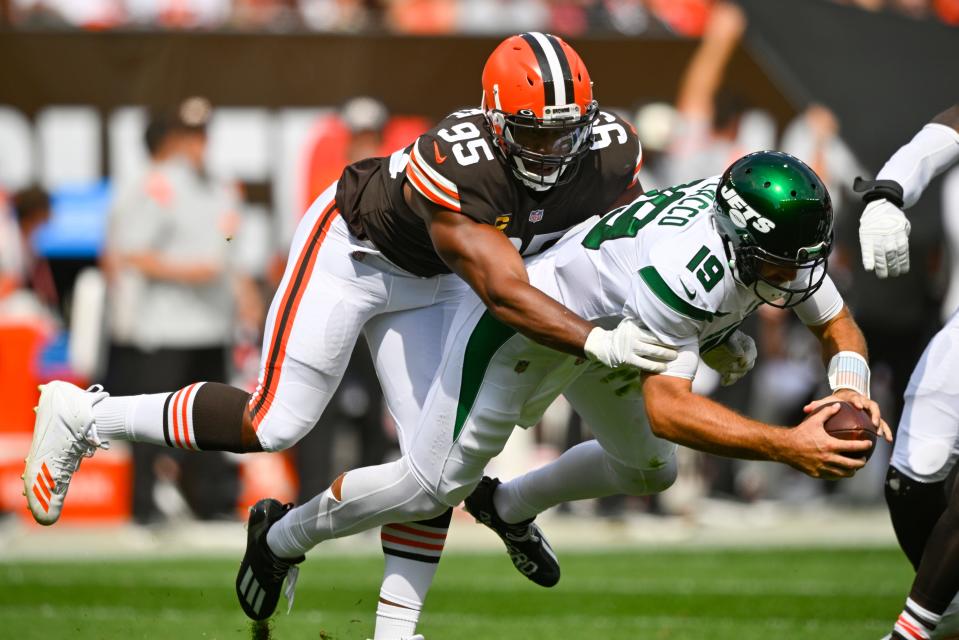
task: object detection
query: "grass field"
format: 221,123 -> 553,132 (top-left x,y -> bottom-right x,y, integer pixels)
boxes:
0,547 -> 912,639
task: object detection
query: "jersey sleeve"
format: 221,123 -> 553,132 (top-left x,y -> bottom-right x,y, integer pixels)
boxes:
626,266 -> 709,380
792,273 -> 844,326
404,112 -> 508,226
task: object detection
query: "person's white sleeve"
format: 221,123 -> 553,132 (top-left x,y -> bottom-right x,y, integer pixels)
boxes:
627,267 -> 705,380
793,273 -> 843,327
877,123 -> 959,209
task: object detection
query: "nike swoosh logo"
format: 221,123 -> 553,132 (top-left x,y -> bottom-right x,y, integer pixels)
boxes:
433,141 -> 448,164
680,281 -> 696,300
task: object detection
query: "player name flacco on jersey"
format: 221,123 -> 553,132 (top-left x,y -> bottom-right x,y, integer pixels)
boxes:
335,108 -> 642,277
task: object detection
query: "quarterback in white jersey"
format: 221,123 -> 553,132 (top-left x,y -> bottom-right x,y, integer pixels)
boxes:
256,152 -> 889,612
855,104 -> 959,640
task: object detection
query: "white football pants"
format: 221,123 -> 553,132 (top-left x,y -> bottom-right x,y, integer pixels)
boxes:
248,182 -> 468,452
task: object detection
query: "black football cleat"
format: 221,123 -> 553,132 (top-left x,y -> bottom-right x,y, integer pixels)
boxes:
463,476 -> 560,587
236,498 -> 305,620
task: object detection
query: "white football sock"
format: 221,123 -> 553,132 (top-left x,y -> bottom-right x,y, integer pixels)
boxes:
373,511 -> 451,640
95,384 -> 212,450
266,458 -> 443,559
494,440 -> 661,523
375,564 -> 427,640
91,395 -> 134,441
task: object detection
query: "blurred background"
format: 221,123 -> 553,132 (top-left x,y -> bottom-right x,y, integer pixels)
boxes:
1,0 -> 958,549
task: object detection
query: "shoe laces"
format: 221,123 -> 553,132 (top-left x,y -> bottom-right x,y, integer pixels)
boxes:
50,385 -> 110,493
283,565 -> 299,614
266,503 -> 300,614
264,547 -> 299,614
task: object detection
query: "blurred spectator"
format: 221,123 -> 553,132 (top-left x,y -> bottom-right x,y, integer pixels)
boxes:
889,0 -> 932,19
781,105 -> 863,204
301,96 -> 428,212
229,0 -> 303,30
124,0 -> 232,29
300,0 -> 376,31
646,0 -> 712,36
385,0 -> 456,34
103,96 -> 251,524
0,186 -> 58,310
936,0 -> 959,23
663,1 -> 774,185
630,101 -> 679,190
7,0 -> 71,27
456,0 -> 547,34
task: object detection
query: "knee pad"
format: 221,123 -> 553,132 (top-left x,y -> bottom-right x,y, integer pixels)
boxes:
345,458 -> 444,523
254,400 -> 322,452
396,484 -> 448,523
607,455 -> 677,496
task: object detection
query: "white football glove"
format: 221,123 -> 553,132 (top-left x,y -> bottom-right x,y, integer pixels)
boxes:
584,319 -> 677,373
701,330 -> 757,386
859,199 -> 911,278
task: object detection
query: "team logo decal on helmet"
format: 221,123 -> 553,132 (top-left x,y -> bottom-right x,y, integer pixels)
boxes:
712,151 -> 834,309
481,32 -> 598,191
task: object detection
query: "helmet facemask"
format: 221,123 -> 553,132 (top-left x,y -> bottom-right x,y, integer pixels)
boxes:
485,100 -> 597,191
732,237 -> 831,308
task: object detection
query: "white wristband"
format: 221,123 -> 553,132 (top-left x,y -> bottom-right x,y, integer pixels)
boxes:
828,351 -> 871,398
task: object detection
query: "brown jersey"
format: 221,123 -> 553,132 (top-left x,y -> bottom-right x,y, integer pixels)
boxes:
336,108 -> 642,277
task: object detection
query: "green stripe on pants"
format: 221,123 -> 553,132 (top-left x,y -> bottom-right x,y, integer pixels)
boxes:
453,311 -> 517,441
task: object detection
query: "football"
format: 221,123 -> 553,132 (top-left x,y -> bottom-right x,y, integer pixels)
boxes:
815,401 -> 879,461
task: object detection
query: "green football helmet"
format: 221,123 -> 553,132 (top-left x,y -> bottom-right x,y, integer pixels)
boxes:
712,151 -> 833,308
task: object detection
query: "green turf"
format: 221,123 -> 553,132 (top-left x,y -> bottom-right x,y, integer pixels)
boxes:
0,547 -> 912,639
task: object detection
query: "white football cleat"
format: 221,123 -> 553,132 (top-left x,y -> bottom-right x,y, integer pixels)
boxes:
23,381 -> 109,525
365,636 -> 424,640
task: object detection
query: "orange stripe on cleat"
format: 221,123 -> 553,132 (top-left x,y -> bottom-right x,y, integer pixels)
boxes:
32,485 -> 49,512
36,473 -> 52,500
41,462 -> 55,488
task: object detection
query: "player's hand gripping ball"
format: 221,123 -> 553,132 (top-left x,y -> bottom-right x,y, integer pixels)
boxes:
812,401 -> 880,461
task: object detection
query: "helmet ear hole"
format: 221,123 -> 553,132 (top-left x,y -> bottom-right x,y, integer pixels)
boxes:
526,76 -> 534,87
790,190 -> 797,197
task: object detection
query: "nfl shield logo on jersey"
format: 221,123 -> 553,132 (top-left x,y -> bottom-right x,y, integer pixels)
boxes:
528,209 -> 544,223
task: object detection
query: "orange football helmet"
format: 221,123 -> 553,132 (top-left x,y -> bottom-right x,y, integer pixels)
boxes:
481,32 -> 598,190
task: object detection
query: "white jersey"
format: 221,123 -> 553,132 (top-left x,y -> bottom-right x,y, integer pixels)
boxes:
528,176 -> 844,378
